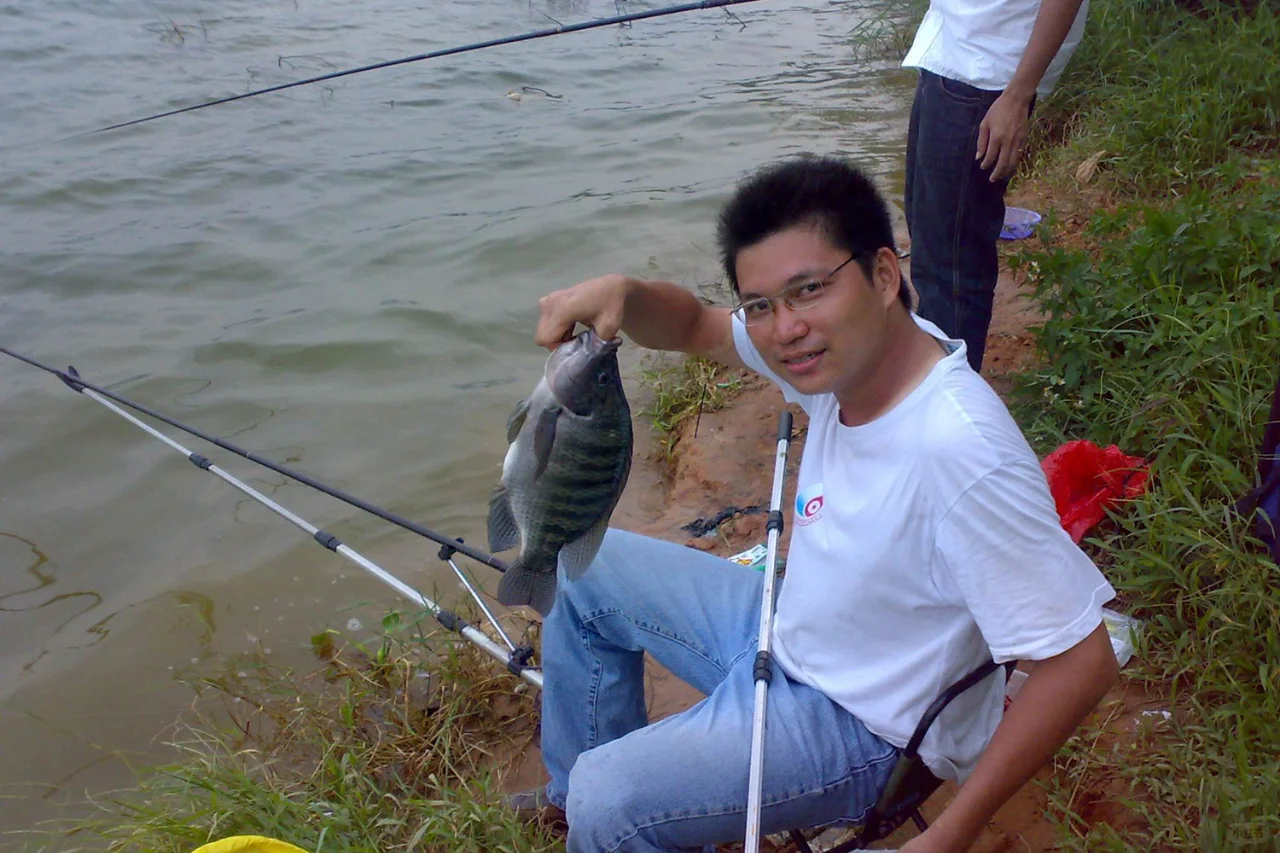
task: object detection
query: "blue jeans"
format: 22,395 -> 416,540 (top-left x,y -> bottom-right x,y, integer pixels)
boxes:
538,529 -> 899,853
905,69 -> 1032,372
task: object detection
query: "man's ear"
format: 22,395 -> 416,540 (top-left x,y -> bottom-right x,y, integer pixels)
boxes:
871,246 -> 903,306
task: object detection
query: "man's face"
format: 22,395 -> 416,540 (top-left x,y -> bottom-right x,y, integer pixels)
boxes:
734,225 -> 899,399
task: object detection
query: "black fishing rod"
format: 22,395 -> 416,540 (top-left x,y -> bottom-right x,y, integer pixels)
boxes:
0,346 -> 541,686
0,345 -> 509,574
91,0 -> 767,135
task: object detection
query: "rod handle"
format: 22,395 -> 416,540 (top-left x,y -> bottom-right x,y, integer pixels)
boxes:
777,409 -> 793,442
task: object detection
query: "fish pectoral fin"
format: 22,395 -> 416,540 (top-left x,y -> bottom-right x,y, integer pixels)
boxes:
558,513 -> 610,581
532,404 -> 561,479
506,397 -> 532,444
486,482 -> 521,553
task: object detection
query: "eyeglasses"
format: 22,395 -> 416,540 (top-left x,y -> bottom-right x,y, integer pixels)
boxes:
730,254 -> 858,326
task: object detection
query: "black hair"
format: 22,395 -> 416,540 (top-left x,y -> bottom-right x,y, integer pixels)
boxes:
715,154 -> 911,309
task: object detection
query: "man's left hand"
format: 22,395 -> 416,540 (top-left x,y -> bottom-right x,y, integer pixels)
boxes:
975,90 -> 1034,182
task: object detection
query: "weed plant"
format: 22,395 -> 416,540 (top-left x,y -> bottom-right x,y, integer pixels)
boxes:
639,354 -> 744,460
1024,0 -> 1280,195
32,613 -> 557,853
1008,163 -> 1280,848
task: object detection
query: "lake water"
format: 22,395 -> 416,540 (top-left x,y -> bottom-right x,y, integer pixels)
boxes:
0,0 -> 917,842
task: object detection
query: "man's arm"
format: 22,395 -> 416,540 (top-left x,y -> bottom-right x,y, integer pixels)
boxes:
977,0 -> 1087,179
902,623 -> 1120,853
535,273 -> 744,368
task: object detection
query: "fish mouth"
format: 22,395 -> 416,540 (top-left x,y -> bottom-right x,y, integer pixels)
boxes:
544,326 -> 624,392
579,327 -> 622,354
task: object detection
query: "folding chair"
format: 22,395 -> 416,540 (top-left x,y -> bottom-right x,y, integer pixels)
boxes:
785,658 -> 1013,853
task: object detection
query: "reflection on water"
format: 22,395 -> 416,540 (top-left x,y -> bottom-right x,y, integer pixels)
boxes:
0,533 -> 54,607
0,533 -> 108,673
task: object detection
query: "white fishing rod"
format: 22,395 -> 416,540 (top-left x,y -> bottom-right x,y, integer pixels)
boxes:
744,409 -> 793,851
0,348 -> 542,689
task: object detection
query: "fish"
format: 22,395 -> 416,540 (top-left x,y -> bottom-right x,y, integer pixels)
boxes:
487,328 -> 633,615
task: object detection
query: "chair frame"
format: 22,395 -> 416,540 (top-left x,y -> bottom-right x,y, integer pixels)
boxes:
786,658 -> 1013,853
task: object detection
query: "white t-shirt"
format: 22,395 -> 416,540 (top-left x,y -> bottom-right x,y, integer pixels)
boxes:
732,314 -> 1115,781
902,0 -> 1091,96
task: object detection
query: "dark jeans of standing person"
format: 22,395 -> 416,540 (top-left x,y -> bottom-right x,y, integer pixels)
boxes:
905,69 -> 1033,373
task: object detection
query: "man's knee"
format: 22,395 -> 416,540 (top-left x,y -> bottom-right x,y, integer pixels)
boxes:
557,528 -> 661,607
564,746 -> 650,850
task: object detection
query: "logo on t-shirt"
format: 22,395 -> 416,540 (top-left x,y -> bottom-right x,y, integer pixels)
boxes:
795,483 -> 824,526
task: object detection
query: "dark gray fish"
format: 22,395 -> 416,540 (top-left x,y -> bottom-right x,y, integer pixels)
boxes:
487,328 -> 633,615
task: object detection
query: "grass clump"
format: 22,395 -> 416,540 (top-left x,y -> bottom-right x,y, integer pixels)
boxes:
639,354 -> 744,459
38,611 -> 557,853
989,3 -> 1280,845
1024,0 -> 1280,196
1007,163 -> 1280,848
843,0 -> 930,61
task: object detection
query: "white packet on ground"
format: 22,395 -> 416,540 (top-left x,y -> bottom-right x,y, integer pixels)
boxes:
1102,607 -> 1143,667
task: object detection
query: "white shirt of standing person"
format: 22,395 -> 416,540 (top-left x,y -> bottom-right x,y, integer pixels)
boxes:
902,0 -> 1091,95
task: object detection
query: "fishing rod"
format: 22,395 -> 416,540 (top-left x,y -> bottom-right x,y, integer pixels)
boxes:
744,409 -> 792,853
0,345 -> 508,574
0,348 -> 542,688
91,0 -> 768,135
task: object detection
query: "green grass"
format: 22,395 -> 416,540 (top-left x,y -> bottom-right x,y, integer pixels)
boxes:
638,354 -> 745,461
982,2 -> 1280,845
29,612 -> 558,853
1006,162 -> 1280,848
1023,0 -> 1280,196
842,0 -> 930,61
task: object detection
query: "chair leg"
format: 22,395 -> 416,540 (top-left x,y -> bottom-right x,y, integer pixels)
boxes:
911,810 -> 929,832
788,829 -> 815,853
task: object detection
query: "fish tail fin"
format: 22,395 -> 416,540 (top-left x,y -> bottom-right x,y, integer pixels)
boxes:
496,556 -> 560,617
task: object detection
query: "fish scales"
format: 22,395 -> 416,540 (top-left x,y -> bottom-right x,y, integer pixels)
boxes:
528,423 -> 627,543
487,328 -> 634,615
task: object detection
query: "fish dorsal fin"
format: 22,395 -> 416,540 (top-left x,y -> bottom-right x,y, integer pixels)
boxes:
506,397 -> 532,444
486,482 -> 520,553
558,513 -> 610,581
532,404 -> 561,479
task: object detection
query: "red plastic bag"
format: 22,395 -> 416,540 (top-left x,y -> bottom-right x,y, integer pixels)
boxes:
1041,440 -> 1149,542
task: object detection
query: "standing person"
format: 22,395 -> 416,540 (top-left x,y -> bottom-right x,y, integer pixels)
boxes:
902,0 -> 1090,371
507,154 -> 1119,853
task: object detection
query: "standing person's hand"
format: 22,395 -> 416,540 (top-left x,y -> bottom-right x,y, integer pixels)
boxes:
975,90 -> 1033,181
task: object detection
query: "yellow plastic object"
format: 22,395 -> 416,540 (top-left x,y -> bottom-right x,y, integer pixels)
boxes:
190,837 -> 312,853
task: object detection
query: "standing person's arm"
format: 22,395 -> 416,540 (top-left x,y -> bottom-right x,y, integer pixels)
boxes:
977,0 -> 1088,180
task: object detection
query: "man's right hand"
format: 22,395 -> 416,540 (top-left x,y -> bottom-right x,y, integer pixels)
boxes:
532,273 -> 742,369
534,274 -> 633,350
